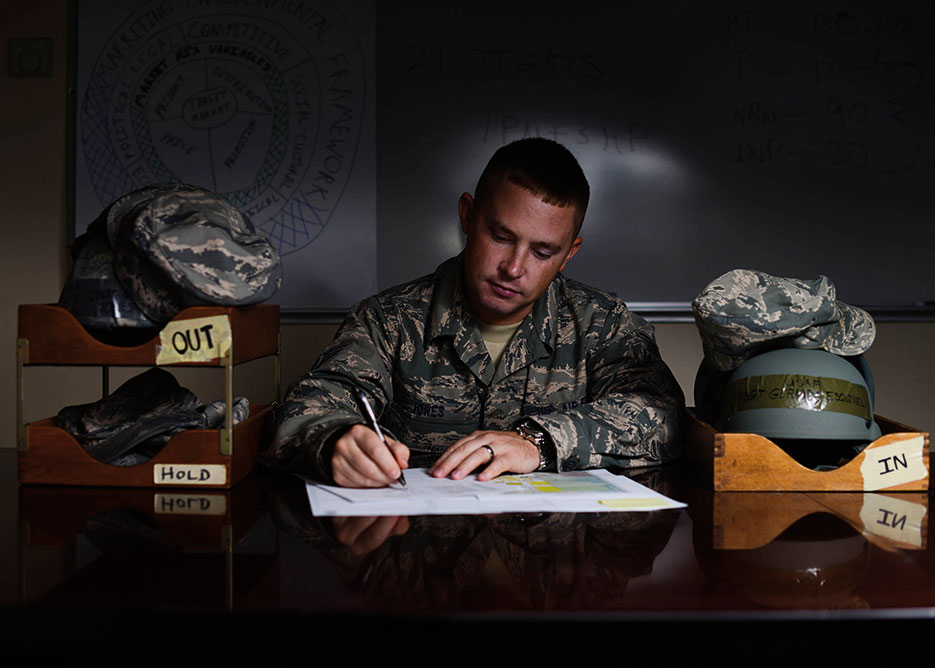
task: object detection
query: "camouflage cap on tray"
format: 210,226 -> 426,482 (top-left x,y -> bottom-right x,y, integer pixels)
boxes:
106,183 -> 281,323
692,269 -> 875,371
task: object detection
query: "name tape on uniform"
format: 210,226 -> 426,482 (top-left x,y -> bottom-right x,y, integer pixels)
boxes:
156,315 -> 232,365
859,435 -> 927,491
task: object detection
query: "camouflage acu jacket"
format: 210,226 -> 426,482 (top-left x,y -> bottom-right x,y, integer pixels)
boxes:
263,255 -> 683,480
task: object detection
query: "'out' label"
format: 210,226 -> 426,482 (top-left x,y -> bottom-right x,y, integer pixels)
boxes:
859,436 -> 927,491
154,464 -> 227,485
156,315 -> 232,365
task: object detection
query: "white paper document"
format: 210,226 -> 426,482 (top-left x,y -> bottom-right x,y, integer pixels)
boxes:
305,468 -> 686,516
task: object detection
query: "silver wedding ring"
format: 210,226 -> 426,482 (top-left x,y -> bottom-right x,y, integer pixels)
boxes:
480,444 -> 495,464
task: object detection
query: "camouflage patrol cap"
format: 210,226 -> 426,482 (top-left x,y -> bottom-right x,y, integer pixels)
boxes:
692,269 -> 875,371
106,183 -> 281,323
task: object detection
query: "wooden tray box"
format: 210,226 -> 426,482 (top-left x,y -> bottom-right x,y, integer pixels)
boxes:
17,304 -> 280,488
685,408 -> 930,492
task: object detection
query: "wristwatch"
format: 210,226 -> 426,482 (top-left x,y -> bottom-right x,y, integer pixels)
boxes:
513,418 -> 556,471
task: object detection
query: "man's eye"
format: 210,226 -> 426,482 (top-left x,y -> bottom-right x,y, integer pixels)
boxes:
533,249 -> 553,260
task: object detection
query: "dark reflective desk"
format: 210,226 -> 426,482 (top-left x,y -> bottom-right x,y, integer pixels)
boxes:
4,449 -> 933,661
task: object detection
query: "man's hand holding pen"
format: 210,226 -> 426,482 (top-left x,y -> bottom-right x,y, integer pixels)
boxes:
333,390 -> 536,489
330,423 -> 410,488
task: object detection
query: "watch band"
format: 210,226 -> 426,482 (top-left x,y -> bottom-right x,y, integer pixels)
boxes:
514,418 -> 555,471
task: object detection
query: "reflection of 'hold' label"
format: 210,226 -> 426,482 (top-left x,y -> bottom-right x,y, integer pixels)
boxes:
154,493 -> 227,515
183,87 -> 237,129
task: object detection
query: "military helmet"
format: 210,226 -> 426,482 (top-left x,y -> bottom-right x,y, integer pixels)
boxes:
718,348 -> 881,445
58,217 -> 159,345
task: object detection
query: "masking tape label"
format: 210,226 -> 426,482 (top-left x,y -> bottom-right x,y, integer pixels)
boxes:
860,494 -> 926,547
722,374 -> 872,420
154,493 -> 227,515
153,464 -> 227,485
859,435 -> 927,491
156,315 -> 231,365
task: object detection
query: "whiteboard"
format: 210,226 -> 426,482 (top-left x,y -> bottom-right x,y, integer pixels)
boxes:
375,0 -> 935,315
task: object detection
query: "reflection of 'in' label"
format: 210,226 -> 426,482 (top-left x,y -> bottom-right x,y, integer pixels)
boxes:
860,494 -> 927,547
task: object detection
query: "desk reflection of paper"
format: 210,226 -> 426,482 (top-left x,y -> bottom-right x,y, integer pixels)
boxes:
306,468 -> 686,516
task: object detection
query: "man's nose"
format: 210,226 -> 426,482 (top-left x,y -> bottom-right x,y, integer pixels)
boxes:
500,247 -> 525,278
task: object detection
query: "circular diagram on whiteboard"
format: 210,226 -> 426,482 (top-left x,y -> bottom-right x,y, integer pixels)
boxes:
80,1 -> 365,256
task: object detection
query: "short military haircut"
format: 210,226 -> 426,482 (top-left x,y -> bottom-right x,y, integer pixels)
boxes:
474,137 -> 590,234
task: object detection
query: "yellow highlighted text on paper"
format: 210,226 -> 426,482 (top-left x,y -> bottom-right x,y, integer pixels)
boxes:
599,498 -> 679,509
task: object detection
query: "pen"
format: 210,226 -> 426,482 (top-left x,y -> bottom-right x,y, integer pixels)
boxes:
357,389 -> 407,488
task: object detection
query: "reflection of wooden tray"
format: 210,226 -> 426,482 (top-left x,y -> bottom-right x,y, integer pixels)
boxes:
685,408 -> 930,492
712,491 -> 928,552
17,304 -> 279,488
19,474 -> 265,549
17,476 -> 278,611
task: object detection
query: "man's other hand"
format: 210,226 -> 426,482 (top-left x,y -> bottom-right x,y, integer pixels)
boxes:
332,424 -> 410,488
430,430 -> 539,481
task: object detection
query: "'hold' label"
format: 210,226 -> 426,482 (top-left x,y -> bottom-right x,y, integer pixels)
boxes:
153,464 -> 227,485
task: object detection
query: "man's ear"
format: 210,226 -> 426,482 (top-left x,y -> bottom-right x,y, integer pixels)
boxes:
558,237 -> 583,272
458,192 -> 474,235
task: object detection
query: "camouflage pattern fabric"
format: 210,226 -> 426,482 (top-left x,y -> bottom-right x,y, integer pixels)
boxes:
105,183 -> 281,323
692,269 -> 875,372
263,255 -> 684,481
56,367 -> 250,466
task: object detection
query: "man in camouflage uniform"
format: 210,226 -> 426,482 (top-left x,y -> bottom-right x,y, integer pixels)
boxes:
264,138 -> 683,487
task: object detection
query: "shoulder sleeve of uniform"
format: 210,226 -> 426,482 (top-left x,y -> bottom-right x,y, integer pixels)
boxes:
532,285 -> 685,471
260,295 -> 401,480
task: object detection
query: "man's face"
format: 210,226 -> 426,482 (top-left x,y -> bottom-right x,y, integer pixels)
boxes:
459,179 -> 582,325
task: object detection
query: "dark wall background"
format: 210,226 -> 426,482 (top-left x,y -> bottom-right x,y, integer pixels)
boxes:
376,1 -> 935,312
